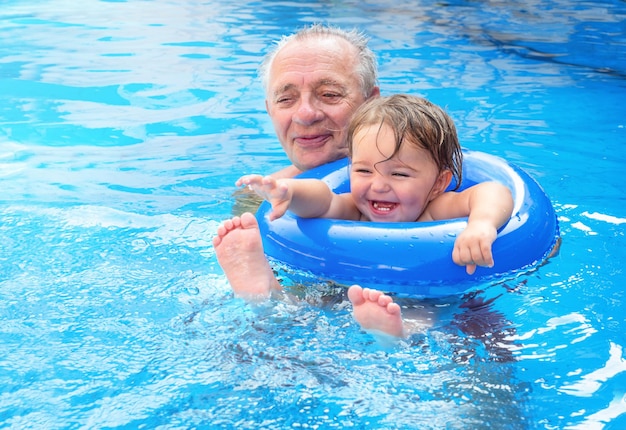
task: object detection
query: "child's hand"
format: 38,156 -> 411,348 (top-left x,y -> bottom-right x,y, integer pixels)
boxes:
236,175 -> 291,220
452,221 -> 498,275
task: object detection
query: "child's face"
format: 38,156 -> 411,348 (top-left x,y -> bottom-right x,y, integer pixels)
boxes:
350,123 -> 446,222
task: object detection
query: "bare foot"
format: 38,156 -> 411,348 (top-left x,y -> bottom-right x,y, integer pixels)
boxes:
347,285 -> 406,338
213,212 -> 281,301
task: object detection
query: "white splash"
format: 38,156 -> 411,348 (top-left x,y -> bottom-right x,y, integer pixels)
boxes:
560,342 -> 626,397
582,211 -> 626,225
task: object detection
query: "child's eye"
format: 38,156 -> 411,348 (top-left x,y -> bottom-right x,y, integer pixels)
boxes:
392,172 -> 410,178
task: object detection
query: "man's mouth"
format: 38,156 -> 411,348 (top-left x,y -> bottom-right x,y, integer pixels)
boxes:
294,134 -> 331,147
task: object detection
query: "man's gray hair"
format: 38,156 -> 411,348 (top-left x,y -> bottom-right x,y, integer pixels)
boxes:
259,24 -> 378,98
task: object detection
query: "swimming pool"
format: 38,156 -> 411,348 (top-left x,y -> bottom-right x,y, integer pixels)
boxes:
1,0 -> 625,428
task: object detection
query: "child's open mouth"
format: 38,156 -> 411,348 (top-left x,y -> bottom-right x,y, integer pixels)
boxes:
371,201 -> 397,213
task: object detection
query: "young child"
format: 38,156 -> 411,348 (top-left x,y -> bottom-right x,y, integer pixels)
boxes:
215,94 -> 514,339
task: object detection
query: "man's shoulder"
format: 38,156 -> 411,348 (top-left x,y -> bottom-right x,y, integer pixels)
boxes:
270,165 -> 303,179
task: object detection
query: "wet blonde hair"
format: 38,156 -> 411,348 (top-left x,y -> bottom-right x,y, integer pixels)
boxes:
348,94 -> 463,189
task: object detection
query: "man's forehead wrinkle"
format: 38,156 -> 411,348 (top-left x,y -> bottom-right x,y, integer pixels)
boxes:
318,78 -> 346,88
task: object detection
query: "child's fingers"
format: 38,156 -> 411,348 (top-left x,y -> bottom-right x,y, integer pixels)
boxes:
465,263 -> 477,275
454,241 -> 495,274
269,203 -> 289,221
235,175 -> 255,187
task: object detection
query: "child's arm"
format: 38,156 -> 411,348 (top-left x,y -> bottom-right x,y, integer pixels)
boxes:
236,175 -> 357,221
426,182 -> 514,275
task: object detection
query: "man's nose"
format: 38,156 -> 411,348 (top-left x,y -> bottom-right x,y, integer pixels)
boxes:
293,95 -> 324,125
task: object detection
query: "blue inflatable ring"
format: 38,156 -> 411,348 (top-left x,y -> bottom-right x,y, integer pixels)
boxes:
256,150 -> 559,297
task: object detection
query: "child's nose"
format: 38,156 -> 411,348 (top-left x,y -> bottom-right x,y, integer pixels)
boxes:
370,174 -> 390,192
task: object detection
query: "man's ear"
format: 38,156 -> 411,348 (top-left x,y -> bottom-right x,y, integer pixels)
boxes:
265,99 -> 270,114
369,86 -> 380,99
429,170 -> 452,200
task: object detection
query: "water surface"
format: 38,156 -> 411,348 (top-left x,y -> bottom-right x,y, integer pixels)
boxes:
1,1 -> 625,429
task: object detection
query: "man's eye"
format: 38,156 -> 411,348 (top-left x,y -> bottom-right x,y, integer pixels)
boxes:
320,92 -> 343,102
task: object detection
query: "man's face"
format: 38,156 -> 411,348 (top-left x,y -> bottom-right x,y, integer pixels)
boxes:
265,37 -> 377,172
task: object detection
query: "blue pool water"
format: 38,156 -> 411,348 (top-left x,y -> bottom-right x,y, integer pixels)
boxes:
1,1 -> 625,429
